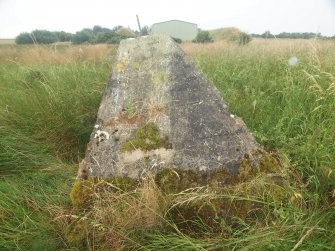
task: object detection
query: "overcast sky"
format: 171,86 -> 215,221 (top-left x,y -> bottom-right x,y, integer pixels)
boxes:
0,0 -> 334,38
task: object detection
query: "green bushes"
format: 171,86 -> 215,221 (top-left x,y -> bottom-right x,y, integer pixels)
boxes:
15,30 -> 72,44
15,25 -> 136,45
72,30 -> 94,44
193,30 -> 213,43
15,30 -> 58,44
72,26 -> 135,45
15,32 -> 34,44
54,31 -> 73,42
32,30 -> 59,44
239,32 -> 252,45
95,31 -> 114,43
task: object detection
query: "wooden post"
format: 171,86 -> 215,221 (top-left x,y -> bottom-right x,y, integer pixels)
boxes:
136,15 -> 142,34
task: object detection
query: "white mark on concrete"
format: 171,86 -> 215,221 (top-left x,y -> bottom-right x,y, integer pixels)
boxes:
94,130 -> 110,142
113,89 -> 120,113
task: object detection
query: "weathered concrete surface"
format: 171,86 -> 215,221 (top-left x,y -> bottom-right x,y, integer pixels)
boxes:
78,34 -> 261,179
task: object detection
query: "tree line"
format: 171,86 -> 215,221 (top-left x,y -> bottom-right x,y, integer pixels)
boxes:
17,26 -> 333,45
252,31 -> 335,39
15,25 -> 249,45
15,25 -> 149,45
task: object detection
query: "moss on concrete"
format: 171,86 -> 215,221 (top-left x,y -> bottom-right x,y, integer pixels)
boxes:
105,176 -> 139,192
155,168 -> 199,194
65,219 -> 90,249
70,151 -> 285,238
121,122 -> 172,152
70,152 -> 281,210
70,178 -> 97,209
70,177 -> 139,209
208,167 -> 236,187
155,166 -> 239,194
155,152 -> 285,233
168,195 -> 257,234
259,153 -> 281,173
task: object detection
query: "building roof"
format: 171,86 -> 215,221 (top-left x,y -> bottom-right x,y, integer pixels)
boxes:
152,20 -> 197,26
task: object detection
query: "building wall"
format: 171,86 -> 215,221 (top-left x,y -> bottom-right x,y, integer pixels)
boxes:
151,20 -> 198,41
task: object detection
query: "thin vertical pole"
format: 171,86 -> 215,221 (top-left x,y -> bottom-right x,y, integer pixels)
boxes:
136,15 -> 142,33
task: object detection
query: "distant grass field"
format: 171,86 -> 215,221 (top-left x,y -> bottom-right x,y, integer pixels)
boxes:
0,39 -> 15,45
0,39 -> 334,250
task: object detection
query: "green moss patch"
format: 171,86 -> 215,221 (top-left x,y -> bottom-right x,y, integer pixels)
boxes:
121,123 -> 172,152
65,219 -> 91,249
154,152 -> 282,195
168,197 -> 258,235
155,167 -> 239,194
155,152 -> 285,233
105,176 -> 139,192
70,178 -> 98,209
155,169 -> 200,194
70,177 -> 139,209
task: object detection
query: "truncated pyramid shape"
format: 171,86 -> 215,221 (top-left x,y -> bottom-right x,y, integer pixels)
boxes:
78,35 -> 260,179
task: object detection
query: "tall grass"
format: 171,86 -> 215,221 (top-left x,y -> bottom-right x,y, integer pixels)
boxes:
0,39 -> 334,250
0,45 -> 114,172
0,168 -> 74,250
0,44 -> 114,250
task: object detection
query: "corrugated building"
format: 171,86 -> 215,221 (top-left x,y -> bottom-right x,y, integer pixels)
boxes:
151,20 -> 198,41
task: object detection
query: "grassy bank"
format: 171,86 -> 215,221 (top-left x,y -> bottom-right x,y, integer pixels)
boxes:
0,39 -> 334,250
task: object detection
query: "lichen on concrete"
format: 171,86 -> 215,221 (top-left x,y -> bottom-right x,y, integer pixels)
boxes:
151,71 -> 169,86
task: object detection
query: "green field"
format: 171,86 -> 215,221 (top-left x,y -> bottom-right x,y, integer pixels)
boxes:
0,39 -> 334,250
